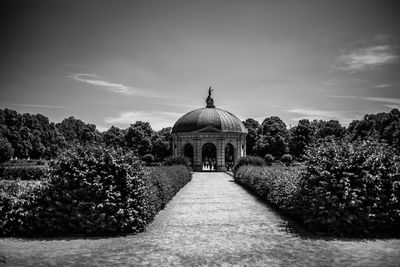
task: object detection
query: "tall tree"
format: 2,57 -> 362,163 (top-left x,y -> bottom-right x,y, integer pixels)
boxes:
254,116 -> 289,158
348,108 -> 400,150
125,121 -> 153,156
289,119 -> 315,158
243,118 -> 259,155
44,123 -> 66,158
103,126 -> 125,148
0,134 -> 13,162
0,109 -> 92,159
312,119 -> 346,139
30,130 -> 46,159
56,116 -> 101,146
151,127 -> 172,161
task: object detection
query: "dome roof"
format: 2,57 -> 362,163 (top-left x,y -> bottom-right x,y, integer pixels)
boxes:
172,107 -> 247,133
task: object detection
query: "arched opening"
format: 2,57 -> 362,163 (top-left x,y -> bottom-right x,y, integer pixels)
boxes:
183,143 -> 194,166
202,143 -> 217,171
225,143 -> 235,171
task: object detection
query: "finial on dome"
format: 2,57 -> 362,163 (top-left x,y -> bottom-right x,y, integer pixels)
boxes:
206,86 -> 215,108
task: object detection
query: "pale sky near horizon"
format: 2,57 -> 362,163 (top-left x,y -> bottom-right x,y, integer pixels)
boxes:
0,0 -> 399,131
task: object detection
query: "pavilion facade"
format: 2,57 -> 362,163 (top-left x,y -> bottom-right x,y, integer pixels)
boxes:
171,88 -> 247,171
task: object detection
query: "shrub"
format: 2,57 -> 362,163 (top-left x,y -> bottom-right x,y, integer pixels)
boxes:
31,146 -> 151,236
234,165 -> 302,215
141,154 -> 155,165
298,139 -> 400,236
36,160 -> 46,166
144,165 -> 191,217
0,146 -> 192,237
0,180 -> 43,236
281,154 -> 293,165
164,156 -> 190,167
3,159 -> 46,167
264,154 -> 274,165
0,166 -> 47,180
0,180 -> 42,196
233,156 -> 264,174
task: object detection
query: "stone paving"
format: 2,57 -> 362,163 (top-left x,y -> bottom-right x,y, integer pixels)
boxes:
1,172 -> 400,266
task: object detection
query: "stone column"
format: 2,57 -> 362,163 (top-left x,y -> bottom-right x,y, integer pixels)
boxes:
177,138 -> 182,157
173,140 -> 177,156
242,135 -> 247,156
193,137 -> 202,171
236,138 -> 241,161
171,134 -> 177,156
217,138 -> 226,171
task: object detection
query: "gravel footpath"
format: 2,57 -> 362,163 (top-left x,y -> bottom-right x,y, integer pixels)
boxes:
1,172 -> 399,266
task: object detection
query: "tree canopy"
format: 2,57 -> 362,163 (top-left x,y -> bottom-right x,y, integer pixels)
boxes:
348,109 -> 400,150
0,109 -> 173,162
289,119 -> 315,158
1,108 -> 399,163
0,109 -> 66,160
253,116 -> 289,158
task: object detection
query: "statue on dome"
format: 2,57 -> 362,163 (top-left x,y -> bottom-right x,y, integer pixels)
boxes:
206,86 -> 215,108
208,86 -> 213,97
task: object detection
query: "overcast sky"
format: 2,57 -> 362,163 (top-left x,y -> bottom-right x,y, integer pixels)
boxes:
0,0 -> 399,131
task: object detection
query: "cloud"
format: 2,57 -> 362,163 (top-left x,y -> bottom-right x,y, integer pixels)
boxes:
325,95 -> 400,110
372,84 -> 391,88
68,73 -> 132,95
364,97 -> 400,105
325,95 -> 400,104
289,108 -> 342,119
288,108 -> 362,125
323,79 -> 342,87
337,45 -> 398,72
385,104 -> 400,110
2,103 -> 69,109
66,73 -> 180,99
324,95 -> 360,99
105,110 -> 181,130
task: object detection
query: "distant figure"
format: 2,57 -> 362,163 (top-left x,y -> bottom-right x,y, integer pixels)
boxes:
208,86 -> 213,97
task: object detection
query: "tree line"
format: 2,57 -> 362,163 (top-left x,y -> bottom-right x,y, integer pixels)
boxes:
1,108 -> 399,163
243,108 -> 400,160
0,109 -> 171,163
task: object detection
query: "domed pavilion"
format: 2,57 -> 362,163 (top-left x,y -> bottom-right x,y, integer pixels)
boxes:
171,87 -> 247,171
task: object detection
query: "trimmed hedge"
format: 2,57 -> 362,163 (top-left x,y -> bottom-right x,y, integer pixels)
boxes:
280,154 -> 293,165
33,147 -> 150,236
234,138 -> 400,237
164,156 -> 190,167
234,165 -> 302,215
298,139 -> 400,236
3,159 -> 47,166
264,154 -> 274,165
144,165 -> 191,218
141,154 -> 155,165
0,180 -> 44,236
0,146 -> 192,237
233,156 -> 264,173
0,166 -> 47,180
0,180 -> 42,196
